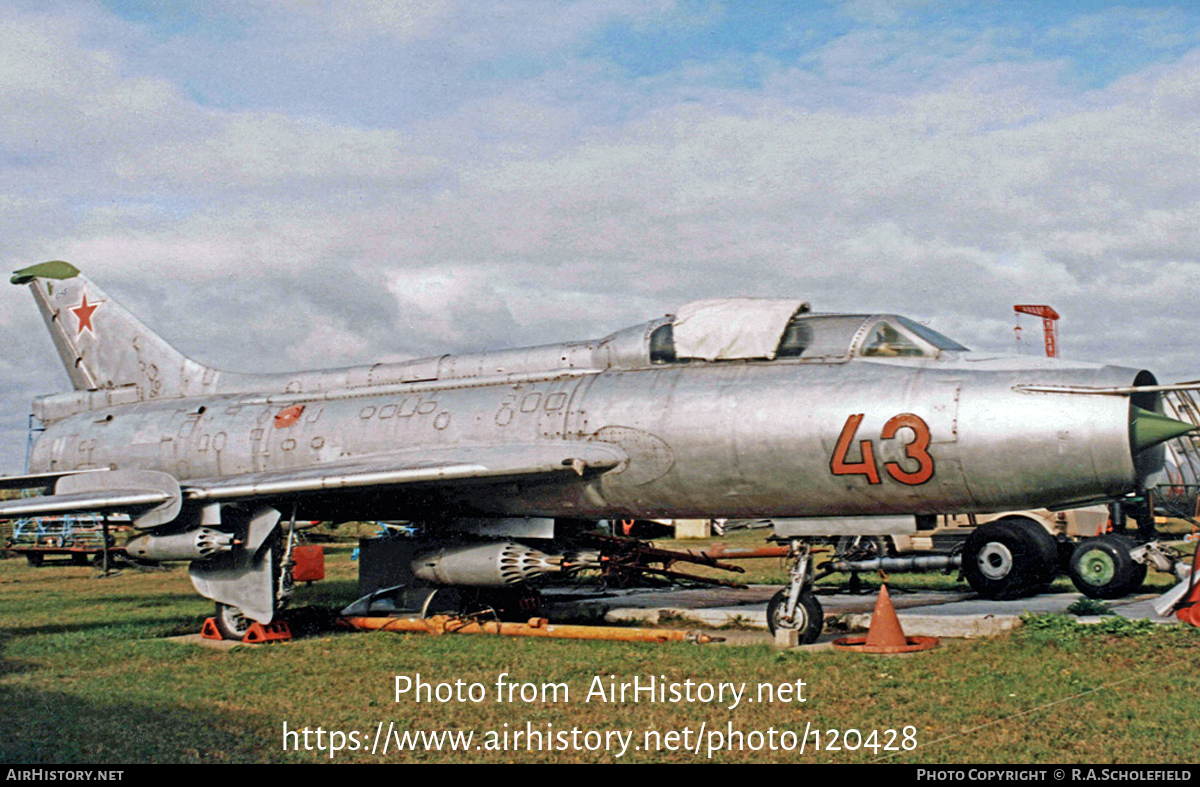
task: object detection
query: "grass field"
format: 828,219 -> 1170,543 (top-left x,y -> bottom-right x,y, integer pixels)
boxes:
3,539 -> 1200,764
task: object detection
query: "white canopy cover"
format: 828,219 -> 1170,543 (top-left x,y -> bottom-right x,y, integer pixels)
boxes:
671,298 -> 810,361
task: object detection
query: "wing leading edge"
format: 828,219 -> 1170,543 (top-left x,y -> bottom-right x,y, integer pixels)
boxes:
0,442 -> 627,523
183,442 -> 626,502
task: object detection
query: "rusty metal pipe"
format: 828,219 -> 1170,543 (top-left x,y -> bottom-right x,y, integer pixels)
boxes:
342,615 -> 722,644
686,544 -> 791,560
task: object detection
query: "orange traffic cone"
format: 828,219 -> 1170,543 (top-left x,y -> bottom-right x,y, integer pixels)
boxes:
1175,571 -> 1200,627
833,585 -> 938,653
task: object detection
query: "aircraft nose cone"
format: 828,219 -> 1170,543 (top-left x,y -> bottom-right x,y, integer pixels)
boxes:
1131,406 -> 1196,453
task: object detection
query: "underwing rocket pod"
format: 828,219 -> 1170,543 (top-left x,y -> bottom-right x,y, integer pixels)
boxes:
125,528 -> 236,562
411,542 -> 570,586
1,261 -> 1195,642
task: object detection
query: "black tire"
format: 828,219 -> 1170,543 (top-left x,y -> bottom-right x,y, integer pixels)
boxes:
213,603 -> 254,640
1068,534 -> 1147,599
962,518 -> 1058,600
766,589 -> 824,644
1008,516 -> 1061,592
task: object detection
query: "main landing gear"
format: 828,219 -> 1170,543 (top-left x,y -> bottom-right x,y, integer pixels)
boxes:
213,602 -> 253,640
961,511 -> 1177,601
961,516 -> 1059,600
1067,534 -> 1149,599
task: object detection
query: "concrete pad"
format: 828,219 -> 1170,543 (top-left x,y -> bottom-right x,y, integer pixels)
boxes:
164,633 -> 244,651
843,592 -> 1178,638
546,585 -> 1191,641
1107,597 -> 1179,624
842,593 -> 1079,639
587,587 -> 973,632
844,610 -> 1023,639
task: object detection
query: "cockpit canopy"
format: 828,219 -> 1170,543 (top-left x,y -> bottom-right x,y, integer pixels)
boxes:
648,299 -> 967,365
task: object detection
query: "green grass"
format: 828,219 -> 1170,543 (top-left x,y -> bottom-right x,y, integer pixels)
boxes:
3,544 -> 1200,764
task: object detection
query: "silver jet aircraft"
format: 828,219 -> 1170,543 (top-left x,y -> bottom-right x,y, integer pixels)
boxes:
0,262 -> 1193,642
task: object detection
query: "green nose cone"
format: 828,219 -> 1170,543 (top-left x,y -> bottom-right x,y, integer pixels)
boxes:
1131,406 -> 1196,453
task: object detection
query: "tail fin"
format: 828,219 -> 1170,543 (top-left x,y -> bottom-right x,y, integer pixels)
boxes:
11,261 -> 216,399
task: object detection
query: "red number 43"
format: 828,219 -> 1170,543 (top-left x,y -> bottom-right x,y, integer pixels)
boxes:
830,413 -> 934,486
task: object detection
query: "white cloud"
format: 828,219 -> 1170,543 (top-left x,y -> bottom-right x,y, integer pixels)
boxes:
1,3 -> 1199,473
285,317 -> 371,367
1047,7 -> 1195,51
266,0 -> 461,40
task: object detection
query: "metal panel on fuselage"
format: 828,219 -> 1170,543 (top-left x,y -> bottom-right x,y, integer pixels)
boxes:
28,378 -> 587,496
558,359 -> 1139,518
567,360 -> 967,518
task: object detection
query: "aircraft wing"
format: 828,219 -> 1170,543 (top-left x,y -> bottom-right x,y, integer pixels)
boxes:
0,442 -> 627,520
1014,380 -> 1200,395
183,441 -> 626,502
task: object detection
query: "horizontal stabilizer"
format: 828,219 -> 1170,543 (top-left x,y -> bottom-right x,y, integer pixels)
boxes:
0,468 -> 111,491
0,489 -> 170,518
0,469 -> 182,529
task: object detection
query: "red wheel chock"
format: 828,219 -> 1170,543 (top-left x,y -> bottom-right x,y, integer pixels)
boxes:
242,620 -> 292,643
198,617 -> 293,642
200,618 -> 223,640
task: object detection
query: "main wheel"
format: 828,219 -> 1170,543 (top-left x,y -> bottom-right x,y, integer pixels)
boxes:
766,589 -> 824,644
213,603 -> 254,640
962,518 -> 1058,599
1008,516 -> 1061,592
1068,534 -> 1147,599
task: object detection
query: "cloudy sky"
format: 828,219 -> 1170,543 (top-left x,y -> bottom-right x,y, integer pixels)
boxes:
0,0 -> 1198,472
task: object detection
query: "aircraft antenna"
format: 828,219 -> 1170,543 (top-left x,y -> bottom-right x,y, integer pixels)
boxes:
1013,304 -> 1060,358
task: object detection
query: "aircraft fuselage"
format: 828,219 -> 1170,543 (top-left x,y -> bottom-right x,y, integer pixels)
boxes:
28,355 -> 1151,522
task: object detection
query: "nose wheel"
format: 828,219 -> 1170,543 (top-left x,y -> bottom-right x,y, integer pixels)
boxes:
766,540 -> 824,644
766,588 -> 823,644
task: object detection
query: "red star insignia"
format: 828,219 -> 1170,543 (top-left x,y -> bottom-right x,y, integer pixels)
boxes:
70,292 -> 103,336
